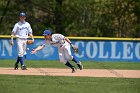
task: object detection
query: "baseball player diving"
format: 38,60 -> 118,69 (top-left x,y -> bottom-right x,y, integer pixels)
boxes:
31,30 -> 83,73
10,12 -> 34,70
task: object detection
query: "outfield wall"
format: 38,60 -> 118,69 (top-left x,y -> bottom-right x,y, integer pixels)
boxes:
0,35 -> 140,62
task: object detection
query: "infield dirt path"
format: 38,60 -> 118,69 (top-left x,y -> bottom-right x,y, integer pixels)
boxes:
0,67 -> 140,78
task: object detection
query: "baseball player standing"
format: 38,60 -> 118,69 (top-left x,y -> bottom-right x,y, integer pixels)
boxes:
10,12 -> 34,70
31,30 -> 83,73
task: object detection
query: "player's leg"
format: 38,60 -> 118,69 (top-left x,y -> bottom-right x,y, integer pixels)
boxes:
17,40 -> 24,66
65,61 -> 76,73
58,49 -> 76,73
64,44 -> 83,70
14,39 -> 21,70
72,57 -> 83,70
21,40 -> 27,70
17,39 -> 27,70
24,51 -> 27,59
14,57 -> 19,70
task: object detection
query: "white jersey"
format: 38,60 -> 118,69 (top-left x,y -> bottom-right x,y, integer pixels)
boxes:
12,21 -> 32,38
41,34 -> 67,48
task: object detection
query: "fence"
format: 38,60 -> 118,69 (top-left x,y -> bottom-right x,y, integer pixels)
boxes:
0,35 -> 140,62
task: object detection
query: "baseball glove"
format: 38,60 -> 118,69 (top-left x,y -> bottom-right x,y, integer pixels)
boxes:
71,44 -> 79,53
27,40 -> 34,45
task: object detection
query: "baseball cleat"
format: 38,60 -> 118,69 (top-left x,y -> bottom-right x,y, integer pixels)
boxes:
21,65 -> 27,70
14,64 -> 18,70
77,62 -> 83,70
72,67 -> 76,73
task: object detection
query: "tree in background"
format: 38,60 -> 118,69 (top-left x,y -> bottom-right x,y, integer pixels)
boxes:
134,0 -> 140,37
0,0 -> 139,37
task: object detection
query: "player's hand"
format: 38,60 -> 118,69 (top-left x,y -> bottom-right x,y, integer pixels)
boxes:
10,40 -> 14,46
71,44 -> 79,53
30,49 -> 37,54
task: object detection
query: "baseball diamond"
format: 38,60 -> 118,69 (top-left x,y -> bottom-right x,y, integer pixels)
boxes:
0,68 -> 140,78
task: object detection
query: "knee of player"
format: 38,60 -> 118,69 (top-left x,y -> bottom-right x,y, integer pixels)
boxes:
60,60 -> 67,64
67,56 -> 73,61
18,52 -> 24,57
18,54 -> 24,57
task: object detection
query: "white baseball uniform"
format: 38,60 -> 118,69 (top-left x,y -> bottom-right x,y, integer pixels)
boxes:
41,34 -> 73,63
11,21 -> 32,57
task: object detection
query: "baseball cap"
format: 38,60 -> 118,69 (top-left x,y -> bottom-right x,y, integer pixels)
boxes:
43,30 -> 52,36
19,12 -> 26,16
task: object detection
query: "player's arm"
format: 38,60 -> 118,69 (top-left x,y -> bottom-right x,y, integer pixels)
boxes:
28,24 -> 34,41
31,45 -> 45,54
65,37 -> 79,53
10,24 -> 18,46
64,37 -> 72,45
28,33 -> 34,42
10,32 -> 15,46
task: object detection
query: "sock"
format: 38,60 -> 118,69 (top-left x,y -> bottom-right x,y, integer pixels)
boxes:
15,57 -> 20,65
72,57 -> 79,64
19,57 -> 24,66
65,61 -> 74,69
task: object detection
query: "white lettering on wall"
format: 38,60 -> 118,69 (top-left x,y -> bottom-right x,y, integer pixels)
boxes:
110,42 -> 121,59
122,42 -> 133,59
1,40 -> 12,56
86,41 -> 97,58
0,39 -> 139,62
135,43 -> 140,59
98,42 -> 109,58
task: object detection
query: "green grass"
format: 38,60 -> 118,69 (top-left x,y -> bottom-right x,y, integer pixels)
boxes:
0,60 -> 140,93
0,75 -> 140,93
0,59 -> 140,70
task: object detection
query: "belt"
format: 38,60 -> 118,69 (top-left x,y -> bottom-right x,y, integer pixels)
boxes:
17,38 -> 27,40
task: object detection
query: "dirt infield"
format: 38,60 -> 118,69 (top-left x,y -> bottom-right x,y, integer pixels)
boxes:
0,67 -> 140,78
